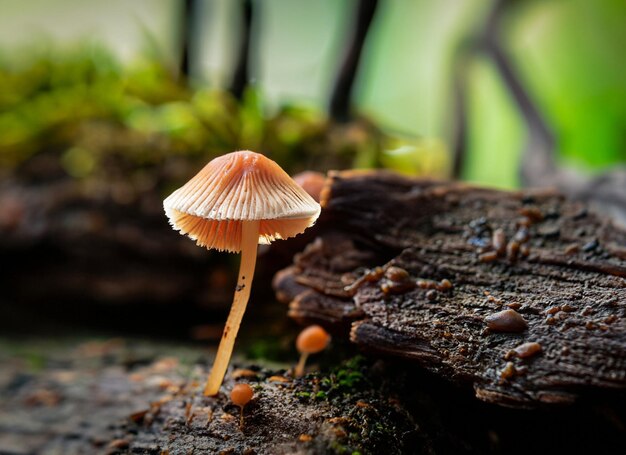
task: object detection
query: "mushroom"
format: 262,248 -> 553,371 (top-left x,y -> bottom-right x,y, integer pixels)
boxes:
294,325 -> 331,377
293,171 -> 326,202
164,151 -> 321,396
230,383 -> 254,429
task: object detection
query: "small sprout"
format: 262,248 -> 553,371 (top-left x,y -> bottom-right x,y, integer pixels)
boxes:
315,391 -> 328,400
184,402 -> 193,425
295,325 -> 331,377
230,383 -> 254,429
205,407 -> 214,426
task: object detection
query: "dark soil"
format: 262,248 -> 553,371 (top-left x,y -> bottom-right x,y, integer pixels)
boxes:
2,336 -> 625,454
0,338 -> 429,455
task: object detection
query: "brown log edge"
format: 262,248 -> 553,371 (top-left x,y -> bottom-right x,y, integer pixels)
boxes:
274,170 -> 626,408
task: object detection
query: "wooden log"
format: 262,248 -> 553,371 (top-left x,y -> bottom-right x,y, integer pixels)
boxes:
274,171 -> 626,408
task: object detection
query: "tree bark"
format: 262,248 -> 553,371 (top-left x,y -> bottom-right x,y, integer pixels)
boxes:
274,170 -> 626,408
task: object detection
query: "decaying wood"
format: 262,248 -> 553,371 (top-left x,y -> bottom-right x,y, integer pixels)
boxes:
274,170 -> 626,408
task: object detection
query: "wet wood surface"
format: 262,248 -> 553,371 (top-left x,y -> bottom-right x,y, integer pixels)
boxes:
274,171 -> 626,408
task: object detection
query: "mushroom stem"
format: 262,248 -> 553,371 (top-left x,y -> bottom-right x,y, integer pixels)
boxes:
204,220 -> 260,396
294,352 -> 309,377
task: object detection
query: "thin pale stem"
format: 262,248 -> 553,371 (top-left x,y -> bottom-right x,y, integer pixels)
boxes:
294,352 -> 309,377
204,220 -> 260,396
239,407 -> 244,430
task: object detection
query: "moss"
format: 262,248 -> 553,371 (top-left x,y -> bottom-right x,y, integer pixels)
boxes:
292,356 -> 369,405
296,391 -> 311,400
290,356 -> 421,454
245,338 -> 287,362
0,46 -> 390,175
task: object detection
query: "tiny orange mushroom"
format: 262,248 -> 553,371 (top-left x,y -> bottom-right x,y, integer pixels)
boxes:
164,151 -> 320,396
294,325 -> 331,377
230,383 -> 254,429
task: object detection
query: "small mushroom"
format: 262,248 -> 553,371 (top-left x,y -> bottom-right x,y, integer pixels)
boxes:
492,228 -> 506,256
293,171 -> 326,202
513,341 -> 542,358
485,309 -> 528,332
230,383 -> 254,429
164,151 -> 320,396
295,325 -> 331,377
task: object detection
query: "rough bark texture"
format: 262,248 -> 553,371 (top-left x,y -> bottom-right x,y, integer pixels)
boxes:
274,170 -> 626,408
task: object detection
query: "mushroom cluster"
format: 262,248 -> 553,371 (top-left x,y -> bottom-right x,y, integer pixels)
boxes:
164,150 -> 321,395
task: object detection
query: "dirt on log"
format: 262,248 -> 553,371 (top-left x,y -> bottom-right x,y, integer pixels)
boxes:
274,170 -> 626,408
0,339 -> 434,455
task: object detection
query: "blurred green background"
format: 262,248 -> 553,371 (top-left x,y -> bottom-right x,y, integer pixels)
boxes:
0,0 -> 624,188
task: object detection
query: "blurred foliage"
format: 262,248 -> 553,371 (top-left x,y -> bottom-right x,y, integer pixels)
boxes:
465,0 -> 625,187
358,0 -> 624,189
508,0 -> 626,170
1,1 -> 623,192
0,45 -> 450,191
463,56 -> 525,189
381,136 -> 449,177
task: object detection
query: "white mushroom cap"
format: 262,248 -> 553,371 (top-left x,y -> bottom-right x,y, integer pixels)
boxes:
164,151 -> 321,252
